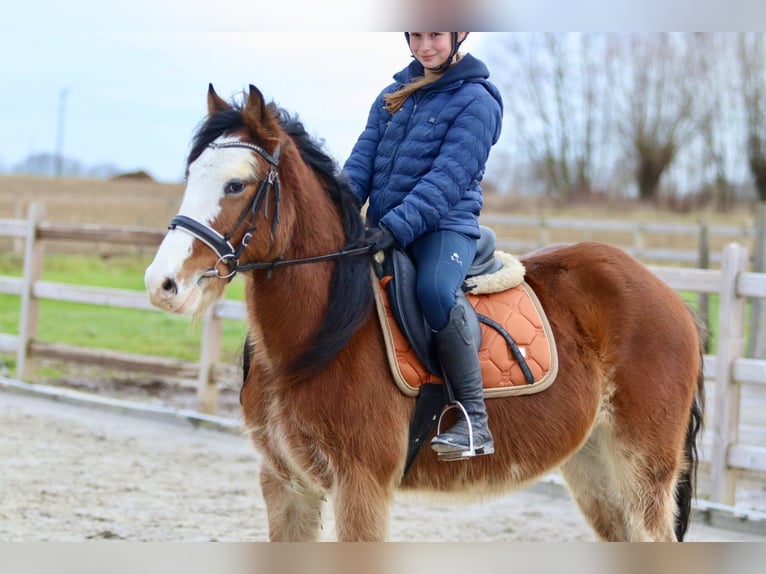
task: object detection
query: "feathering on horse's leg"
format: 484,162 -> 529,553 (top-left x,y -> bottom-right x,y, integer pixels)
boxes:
611,355 -> 700,539
623,475 -> 679,542
559,425 -> 629,541
332,472 -> 392,542
604,425 -> 680,542
259,460 -> 326,542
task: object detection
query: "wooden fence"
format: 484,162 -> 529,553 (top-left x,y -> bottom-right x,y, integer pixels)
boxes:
481,213 -> 754,266
1,203 -> 765,507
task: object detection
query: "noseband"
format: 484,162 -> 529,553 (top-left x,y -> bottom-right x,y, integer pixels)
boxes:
168,140 -> 371,281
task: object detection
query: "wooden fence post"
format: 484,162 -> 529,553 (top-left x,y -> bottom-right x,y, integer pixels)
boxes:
13,197 -> 24,255
708,242 -> 748,505
748,202 -> 766,359
633,223 -> 646,260
538,216 -> 549,247
17,202 -> 45,381
196,304 -> 223,414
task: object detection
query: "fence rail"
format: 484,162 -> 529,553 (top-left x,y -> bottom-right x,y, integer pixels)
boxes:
480,213 -> 753,265
1,203 -> 765,508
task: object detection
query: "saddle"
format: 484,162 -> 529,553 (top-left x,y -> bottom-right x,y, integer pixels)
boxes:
372,226 -> 558,475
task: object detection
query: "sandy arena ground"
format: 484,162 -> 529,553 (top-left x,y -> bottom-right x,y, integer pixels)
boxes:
1,389 -> 764,542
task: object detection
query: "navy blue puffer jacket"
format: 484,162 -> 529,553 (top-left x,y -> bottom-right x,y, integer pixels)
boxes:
342,53 -> 503,247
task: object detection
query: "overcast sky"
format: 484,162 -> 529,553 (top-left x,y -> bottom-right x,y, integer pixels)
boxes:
0,1 -> 508,183
1,2 -> 763,182
0,31 -> 436,181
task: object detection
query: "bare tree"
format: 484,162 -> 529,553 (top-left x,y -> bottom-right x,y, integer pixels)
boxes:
739,33 -> 766,200
612,33 -> 710,202
489,33 -> 615,200
739,33 -> 766,358
693,35 -> 738,211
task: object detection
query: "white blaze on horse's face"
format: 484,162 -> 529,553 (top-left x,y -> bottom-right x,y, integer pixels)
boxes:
144,135 -> 259,316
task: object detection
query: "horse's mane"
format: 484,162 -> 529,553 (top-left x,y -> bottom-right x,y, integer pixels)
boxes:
276,111 -> 374,380
189,99 -> 373,382
188,108 -> 240,166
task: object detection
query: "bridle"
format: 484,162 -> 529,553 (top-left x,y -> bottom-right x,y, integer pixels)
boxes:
167,140 -> 371,281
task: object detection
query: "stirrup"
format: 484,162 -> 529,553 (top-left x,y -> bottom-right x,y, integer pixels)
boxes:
432,402 -> 494,461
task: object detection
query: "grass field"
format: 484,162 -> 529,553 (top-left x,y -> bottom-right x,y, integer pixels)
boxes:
0,252 -> 250,375
0,175 -> 244,377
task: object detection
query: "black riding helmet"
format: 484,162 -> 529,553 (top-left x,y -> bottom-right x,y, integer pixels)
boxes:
404,32 -> 469,72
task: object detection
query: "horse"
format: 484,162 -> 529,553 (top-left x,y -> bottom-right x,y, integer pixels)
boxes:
145,85 -> 704,542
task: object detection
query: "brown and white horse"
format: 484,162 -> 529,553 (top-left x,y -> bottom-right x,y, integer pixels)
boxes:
145,85 -> 704,542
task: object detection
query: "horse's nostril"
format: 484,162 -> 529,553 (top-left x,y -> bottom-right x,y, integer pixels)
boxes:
161,278 -> 177,295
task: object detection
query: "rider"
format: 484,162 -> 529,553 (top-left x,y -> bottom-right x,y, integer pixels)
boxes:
342,32 -> 503,458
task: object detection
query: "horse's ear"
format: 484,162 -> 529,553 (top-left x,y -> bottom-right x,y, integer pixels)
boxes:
207,84 -> 230,116
245,84 -> 266,120
244,84 -> 278,141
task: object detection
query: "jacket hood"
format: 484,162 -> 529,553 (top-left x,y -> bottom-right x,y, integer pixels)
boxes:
393,53 -> 503,111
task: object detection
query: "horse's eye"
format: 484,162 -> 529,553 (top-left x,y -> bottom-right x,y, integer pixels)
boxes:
225,181 -> 247,195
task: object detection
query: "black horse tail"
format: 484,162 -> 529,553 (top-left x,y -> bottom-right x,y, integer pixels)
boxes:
674,331 -> 706,541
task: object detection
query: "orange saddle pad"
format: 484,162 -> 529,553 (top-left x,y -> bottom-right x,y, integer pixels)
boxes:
374,278 -> 559,399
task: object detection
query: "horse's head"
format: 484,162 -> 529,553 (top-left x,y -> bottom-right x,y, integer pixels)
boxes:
145,84 -> 286,316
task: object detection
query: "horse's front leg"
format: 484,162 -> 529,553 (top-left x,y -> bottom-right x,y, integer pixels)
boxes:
259,460 -> 326,541
333,473 -> 393,541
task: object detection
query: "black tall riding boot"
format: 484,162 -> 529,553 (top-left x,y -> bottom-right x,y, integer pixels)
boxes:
430,305 -> 494,459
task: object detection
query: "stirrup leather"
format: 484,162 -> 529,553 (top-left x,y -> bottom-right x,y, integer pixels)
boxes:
432,402 -> 495,461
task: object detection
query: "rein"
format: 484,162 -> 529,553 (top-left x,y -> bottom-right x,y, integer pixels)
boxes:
168,140 -> 371,281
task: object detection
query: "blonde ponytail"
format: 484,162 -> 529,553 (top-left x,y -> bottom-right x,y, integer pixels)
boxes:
384,71 -> 443,114
383,52 -> 463,114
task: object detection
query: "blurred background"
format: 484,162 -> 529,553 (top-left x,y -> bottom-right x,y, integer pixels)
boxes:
1,30 -> 764,212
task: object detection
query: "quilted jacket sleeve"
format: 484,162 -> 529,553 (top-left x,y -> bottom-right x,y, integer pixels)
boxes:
380,91 -> 502,247
342,97 -> 384,206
